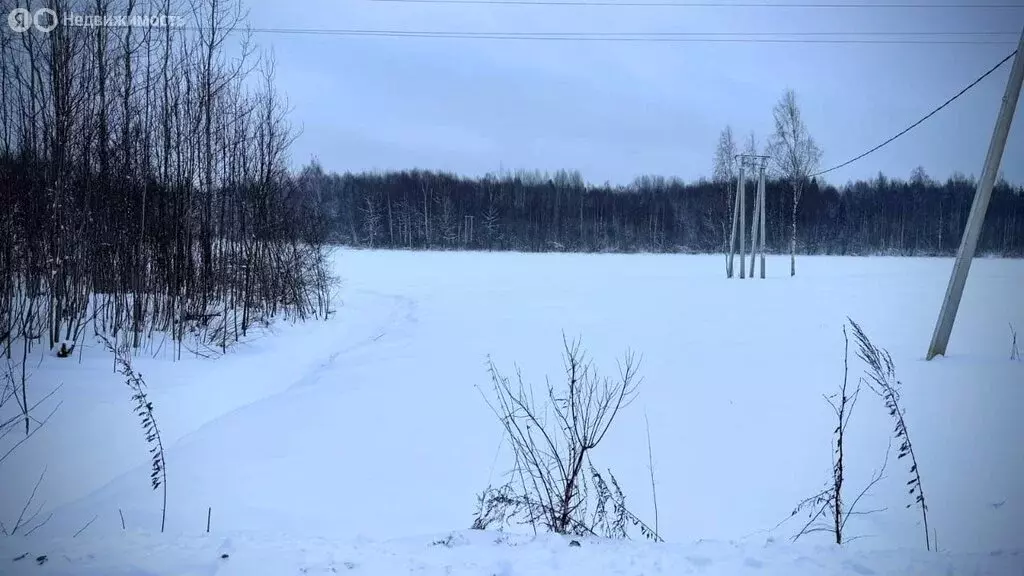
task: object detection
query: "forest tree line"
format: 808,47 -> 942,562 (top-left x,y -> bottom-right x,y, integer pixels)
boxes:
2,0 -> 1021,364
296,162 -> 1024,257
0,0 -> 331,360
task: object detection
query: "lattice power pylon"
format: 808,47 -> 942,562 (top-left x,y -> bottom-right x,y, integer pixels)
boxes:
726,154 -> 770,279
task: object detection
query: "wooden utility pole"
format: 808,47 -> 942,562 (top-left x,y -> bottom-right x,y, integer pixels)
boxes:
727,163 -> 744,278
749,169 -> 760,278
739,163 -> 747,279
757,158 -> 765,278
759,161 -> 767,279
727,154 -> 771,280
927,27 -> 1024,360
748,156 -> 770,278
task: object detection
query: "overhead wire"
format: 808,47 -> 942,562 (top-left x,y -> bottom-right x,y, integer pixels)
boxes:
812,49 -> 1019,177
365,0 -> 1024,8
216,9 -> 1023,177
233,27 -> 1018,44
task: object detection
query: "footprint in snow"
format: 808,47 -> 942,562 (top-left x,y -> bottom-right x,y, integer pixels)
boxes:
743,557 -> 764,569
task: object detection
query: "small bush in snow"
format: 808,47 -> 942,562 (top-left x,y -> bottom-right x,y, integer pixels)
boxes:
474,335 -> 660,542
787,323 -> 888,546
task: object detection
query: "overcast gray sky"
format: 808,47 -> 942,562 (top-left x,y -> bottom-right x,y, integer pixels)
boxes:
239,0 -> 1023,186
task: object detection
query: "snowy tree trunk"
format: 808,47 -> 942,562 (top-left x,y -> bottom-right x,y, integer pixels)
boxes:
790,181 -> 801,277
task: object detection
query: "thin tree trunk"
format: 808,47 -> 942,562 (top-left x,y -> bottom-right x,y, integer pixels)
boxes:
790,181 -> 801,277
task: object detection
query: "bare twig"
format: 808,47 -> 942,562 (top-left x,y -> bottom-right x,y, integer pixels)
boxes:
644,410 -> 659,538
787,323 -> 887,545
102,336 -> 168,533
11,467 -> 46,535
73,515 -> 99,538
0,380 -> 63,441
841,436 -> 891,535
788,488 -> 833,542
22,513 -> 53,537
849,318 -> 930,551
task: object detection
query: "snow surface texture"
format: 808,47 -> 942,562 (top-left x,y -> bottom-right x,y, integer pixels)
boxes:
4,530 -> 1024,576
2,251 -> 1023,575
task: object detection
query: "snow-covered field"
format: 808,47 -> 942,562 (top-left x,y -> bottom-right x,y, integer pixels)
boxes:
2,250 -> 1023,575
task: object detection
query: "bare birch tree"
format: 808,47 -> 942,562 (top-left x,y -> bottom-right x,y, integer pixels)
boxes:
767,90 -> 822,277
712,125 -> 738,184
713,126 -> 738,251
744,131 -> 759,158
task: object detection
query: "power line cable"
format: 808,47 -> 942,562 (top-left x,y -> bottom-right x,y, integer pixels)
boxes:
812,49 -> 1018,177
207,25 -> 1021,175
236,27 -> 1018,44
366,0 -> 1024,8
242,29 -> 1017,36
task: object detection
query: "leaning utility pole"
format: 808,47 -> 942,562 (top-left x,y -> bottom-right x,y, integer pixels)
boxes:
739,162 -> 746,279
758,160 -> 767,278
726,154 -> 770,279
927,27 -> 1024,360
727,162 -> 745,278
749,167 -> 761,278
747,155 -> 769,279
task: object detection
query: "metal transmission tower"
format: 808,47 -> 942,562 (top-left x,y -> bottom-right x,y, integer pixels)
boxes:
926,25 -> 1024,360
727,155 -> 770,279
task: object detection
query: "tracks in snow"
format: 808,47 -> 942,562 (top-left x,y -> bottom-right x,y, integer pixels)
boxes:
288,289 -> 418,391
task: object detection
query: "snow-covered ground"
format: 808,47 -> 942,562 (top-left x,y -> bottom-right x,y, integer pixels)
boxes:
2,250 -> 1023,575
5,529 -> 1024,575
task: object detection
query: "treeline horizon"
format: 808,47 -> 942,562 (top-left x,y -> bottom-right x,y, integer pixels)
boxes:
296,162 -> 1024,257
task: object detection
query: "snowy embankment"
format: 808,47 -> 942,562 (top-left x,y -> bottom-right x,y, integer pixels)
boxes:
1,251 -> 1022,575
